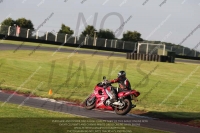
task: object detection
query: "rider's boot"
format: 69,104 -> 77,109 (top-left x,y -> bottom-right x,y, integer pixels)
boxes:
110,94 -> 117,103
110,95 -> 121,105
110,98 -> 117,103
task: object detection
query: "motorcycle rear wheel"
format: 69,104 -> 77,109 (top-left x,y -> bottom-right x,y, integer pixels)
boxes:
114,98 -> 132,115
84,96 -> 96,110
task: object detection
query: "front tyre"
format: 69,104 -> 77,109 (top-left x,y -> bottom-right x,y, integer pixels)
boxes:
84,96 -> 96,110
114,98 -> 132,115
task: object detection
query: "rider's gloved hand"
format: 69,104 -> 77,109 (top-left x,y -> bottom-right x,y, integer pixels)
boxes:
106,80 -> 111,84
101,82 -> 106,85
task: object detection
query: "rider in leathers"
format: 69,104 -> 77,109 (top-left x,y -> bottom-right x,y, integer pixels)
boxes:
108,70 -> 131,103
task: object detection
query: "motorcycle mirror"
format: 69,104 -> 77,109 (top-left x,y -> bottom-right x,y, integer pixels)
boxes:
103,76 -> 106,80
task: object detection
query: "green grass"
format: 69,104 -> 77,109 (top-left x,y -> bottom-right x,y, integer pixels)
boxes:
0,102 -> 169,133
0,49 -> 200,121
0,102 -> 76,118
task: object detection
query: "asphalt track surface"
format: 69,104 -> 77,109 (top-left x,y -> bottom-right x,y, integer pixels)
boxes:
0,43 -> 199,64
1,91 -> 200,133
0,43 -> 200,133
0,43 -> 124,58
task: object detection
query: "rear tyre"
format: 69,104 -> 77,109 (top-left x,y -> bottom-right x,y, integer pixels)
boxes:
114,98 -> 132,115
84,96 -> 96,110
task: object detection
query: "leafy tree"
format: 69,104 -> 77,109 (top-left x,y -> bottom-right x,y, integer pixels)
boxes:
0,17 -> 34,36
0,18 -> 15,35
15,18 -> 34,29
1,18 -> 15,26
15,18 -> 34,37
58,24 -> 74,34
57,24 -> 74,42
97,29 -> 115,39
122,31 -> 143,42
81,25 -> 97,37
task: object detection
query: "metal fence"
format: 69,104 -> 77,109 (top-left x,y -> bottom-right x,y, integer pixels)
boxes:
0,25 -> 199,57
0,25 -> 137,51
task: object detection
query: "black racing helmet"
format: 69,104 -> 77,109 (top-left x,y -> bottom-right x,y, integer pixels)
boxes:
118,70 -> 126,78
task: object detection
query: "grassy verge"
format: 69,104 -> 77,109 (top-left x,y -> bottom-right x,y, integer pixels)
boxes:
0,102 -> 169,133
0,50 -> 199,123
0,102 -> 76,118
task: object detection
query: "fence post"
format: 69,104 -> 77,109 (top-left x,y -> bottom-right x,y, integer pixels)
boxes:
74,36 -> 77,44
36,30 -> 39,39
146,43 -> 149,54
86,34 -> 89,45
95,37 -> 97,46
64,34 -> 68,43
163,44 -> 166,55
55,33 -> 58,42
84,35 -> 87,45
105,39 -> 107,47
26,29 -> 30,38
182,48 -> 185,55
115,40 -> 117,48
134,42 -> 137,51
111,40 -> 113,48
137,43 -> 141,54
8,26 -> 11,35
123,41 -> 125,49
45,31 -> 48,40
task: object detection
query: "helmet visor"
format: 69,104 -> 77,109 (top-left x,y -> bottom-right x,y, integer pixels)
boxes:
118,73 -> 121,77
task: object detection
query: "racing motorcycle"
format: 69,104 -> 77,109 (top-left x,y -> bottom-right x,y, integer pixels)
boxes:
84,76 -> 140,115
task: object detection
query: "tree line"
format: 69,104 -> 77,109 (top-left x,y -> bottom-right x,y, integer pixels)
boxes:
1,17 -> 197,56
0,17 -> 143,42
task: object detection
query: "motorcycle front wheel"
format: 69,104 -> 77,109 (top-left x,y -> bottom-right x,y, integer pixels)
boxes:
84,96 -> 96,110
114,98 -> 132,115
